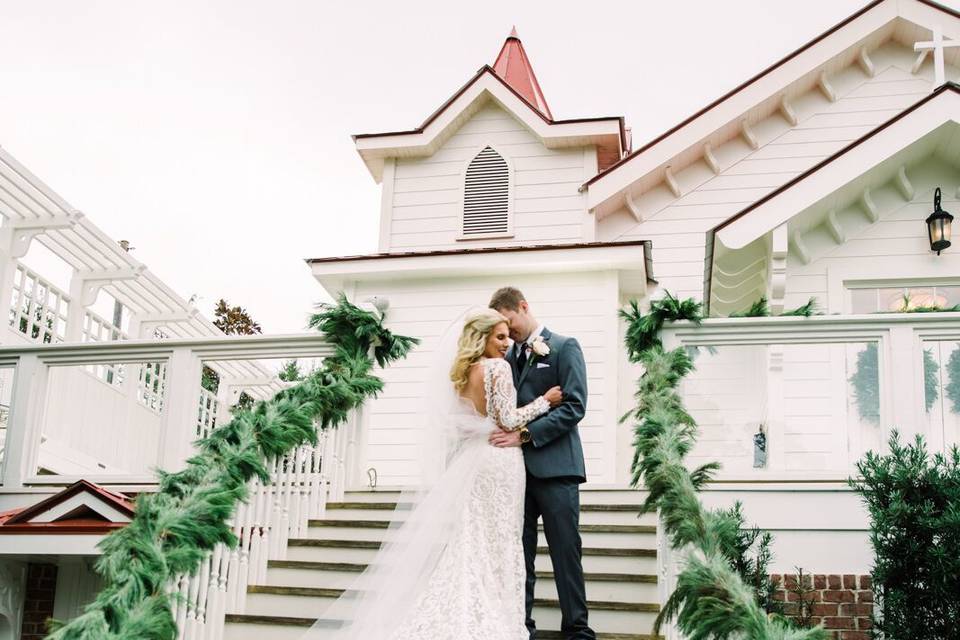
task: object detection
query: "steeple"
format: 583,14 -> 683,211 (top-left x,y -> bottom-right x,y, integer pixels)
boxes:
492,27 -> 553,119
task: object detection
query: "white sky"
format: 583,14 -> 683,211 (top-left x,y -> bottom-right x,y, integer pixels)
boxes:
1,0 -> 957,332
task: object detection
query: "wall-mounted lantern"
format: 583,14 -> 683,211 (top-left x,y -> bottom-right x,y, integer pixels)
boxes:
926,187 -> 953,255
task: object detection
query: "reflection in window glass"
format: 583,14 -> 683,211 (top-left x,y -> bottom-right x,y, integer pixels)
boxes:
850,286 -> 960,313
924,341 -> 960,449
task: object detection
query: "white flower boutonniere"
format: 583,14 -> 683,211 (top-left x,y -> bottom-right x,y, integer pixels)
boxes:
530,335 -> 550,358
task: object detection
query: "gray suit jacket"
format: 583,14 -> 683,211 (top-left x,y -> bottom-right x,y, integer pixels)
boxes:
508,327 -> 587,482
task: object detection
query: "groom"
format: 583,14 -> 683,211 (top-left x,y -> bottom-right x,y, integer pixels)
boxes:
488,286 -> 594,640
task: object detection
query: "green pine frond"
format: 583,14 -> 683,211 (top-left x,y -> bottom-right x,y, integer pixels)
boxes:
729,297 -> 770,318
780,297 -> 819,317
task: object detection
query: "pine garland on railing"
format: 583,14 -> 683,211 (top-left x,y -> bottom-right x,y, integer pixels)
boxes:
45,295 -> 417,640
622,293 -> 828,639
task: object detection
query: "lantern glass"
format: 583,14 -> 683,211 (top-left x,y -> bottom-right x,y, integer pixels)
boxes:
926,188 -> 953,254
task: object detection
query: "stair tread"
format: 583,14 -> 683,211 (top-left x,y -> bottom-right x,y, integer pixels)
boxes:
308,520 -> 655,534
327,502 -> 645,513
225,614 -> 661,639
287,538 -> 656,557
267,559 -> 658,583
248,584 -> 659,613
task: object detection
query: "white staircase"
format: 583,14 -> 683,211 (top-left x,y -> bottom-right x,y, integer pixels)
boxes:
224,488 -> 663,640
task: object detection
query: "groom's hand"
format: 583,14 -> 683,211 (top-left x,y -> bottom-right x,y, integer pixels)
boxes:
489,428 -> 522,448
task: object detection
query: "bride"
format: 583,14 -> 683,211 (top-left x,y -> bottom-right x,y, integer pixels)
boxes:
304,308 -> 562,639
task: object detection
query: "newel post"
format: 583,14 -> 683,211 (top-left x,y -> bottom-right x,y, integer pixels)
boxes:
158,347 -> 203,471
2,355 -> 49,487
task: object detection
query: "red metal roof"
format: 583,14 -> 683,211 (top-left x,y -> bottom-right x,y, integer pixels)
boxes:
492,27 -> 553,119
0,479 -> 135,534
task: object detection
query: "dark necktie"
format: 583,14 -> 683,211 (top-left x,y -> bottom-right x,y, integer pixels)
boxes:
516,341 -> 528,371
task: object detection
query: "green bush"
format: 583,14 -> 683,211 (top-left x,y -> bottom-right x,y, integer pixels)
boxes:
851,432 -> 960,639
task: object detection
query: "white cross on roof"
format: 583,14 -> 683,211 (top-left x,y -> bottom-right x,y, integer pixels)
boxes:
914,25 -> 960,87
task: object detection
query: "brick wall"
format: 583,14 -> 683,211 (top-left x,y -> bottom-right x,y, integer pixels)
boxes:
770,573 -> 874,639
22,562 -> 58,640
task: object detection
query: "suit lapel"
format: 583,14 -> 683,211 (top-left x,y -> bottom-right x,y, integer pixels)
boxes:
517,327 -> 552,390
507,342 -> 521,387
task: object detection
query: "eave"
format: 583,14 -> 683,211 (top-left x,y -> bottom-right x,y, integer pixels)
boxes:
704,82 -> 960,314
307,240 -> 654,296
583,0 -> 960,214
352,66 -> 625,182
714,83 -> 960,249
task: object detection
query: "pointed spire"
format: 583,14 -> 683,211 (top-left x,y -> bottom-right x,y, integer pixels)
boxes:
492,27 -> 553,119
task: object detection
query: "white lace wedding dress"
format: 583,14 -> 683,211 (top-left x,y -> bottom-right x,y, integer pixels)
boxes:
305,357 -> 548,640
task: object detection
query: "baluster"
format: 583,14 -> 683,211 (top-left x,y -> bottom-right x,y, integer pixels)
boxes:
204,545 -> 223,640
196,555 -> 211,631
175,574 -> 190,637
227,503 -> 245,613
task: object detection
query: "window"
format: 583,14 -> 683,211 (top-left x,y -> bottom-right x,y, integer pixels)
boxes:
461,146 -> 510,238
849,285 -> 960,313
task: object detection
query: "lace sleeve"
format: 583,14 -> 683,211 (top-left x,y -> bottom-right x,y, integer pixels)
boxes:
484,359 -> 549,431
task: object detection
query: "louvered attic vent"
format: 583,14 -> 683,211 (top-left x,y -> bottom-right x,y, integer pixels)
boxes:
462,146 -> 510,237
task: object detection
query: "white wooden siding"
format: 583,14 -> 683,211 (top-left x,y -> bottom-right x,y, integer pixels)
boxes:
353,271 -> 620,487
387,103 -> 591,251
601,42 -> 949,302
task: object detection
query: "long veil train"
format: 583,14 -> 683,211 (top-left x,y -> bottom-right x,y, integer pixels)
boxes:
301,309 -> 492,639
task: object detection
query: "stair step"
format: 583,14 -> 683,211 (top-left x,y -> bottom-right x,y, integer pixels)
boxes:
303,520 -> 656,548
327,502 -> 648,512
321,505 -> 653,525
340,488 -> 648,506
264,560 -> 659,600
241,588 -> 659,633
283,540 -> 657,573
224,615 -> 662,640
288,538 -> 656,557
310,519 -> 656,534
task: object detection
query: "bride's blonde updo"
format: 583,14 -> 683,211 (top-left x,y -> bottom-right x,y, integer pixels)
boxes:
449,308 -> 508,392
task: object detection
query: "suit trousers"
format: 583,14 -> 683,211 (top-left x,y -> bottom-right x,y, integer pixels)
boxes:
523,473 -> 595,640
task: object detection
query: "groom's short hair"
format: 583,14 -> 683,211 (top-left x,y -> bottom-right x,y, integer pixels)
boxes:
489,287 -> 526,311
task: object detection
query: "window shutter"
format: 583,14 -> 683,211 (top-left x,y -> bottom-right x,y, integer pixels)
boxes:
462,146 -> 510,236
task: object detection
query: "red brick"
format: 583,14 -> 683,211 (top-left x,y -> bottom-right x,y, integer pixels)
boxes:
784,574 -> 799,589
857,591 -> 874,603
839,603 -> 872,616
840,632 -> 871,640
811,603 -> 839,616
823,590 -> 855,603
843,574 -> 856,589
824,616 -> 856,629
814,574 -> 827,589
858,575 -> 871,590
856,616 -> 873,630
827,574 -> 842,589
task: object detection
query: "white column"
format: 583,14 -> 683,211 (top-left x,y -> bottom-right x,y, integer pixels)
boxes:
2,355 -> 48,487
887,326 -> 920,444
158,347 -> 203,471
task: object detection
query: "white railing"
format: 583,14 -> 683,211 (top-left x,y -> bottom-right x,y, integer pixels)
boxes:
0,331 -> 364,640
661,312 -> 960,479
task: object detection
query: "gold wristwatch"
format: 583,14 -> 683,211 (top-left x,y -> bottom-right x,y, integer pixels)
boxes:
519,426 -> 531,444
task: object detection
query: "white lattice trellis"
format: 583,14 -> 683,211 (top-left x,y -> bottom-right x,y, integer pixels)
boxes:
9,263 -> 69,344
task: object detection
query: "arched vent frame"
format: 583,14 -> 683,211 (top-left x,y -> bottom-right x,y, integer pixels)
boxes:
458,145 -> 514,240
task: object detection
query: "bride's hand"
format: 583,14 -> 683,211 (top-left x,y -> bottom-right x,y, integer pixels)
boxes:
543,386 -> 563,407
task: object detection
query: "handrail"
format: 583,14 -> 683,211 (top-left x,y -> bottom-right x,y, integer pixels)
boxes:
0,331 -> 338,362
663,311 -> 960,345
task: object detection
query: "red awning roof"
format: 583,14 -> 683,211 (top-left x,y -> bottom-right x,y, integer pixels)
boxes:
0,479 -> 135,534
492,27 -> 553,119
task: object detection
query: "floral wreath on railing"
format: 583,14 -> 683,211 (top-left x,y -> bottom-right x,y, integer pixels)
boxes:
622,292 -> 828,638
45,295 -> 417,640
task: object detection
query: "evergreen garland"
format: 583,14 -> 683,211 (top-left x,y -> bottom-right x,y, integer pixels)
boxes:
623,292 -> 826,639
45,295 -> 417,640
728,297 -> 819,319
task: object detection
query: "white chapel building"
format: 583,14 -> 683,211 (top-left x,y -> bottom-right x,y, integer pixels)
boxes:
0,1 -> 959,638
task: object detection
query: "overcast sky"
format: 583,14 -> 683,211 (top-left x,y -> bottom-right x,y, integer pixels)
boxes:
1,0 -> 956,332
